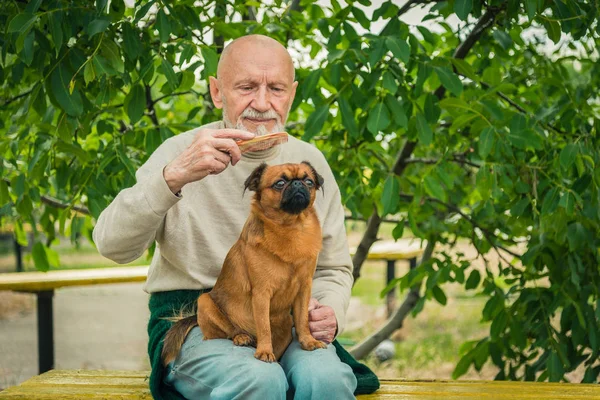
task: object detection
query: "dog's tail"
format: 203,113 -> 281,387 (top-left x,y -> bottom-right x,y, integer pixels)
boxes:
161,315 -> 198,366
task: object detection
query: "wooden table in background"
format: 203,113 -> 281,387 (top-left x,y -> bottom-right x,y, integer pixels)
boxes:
0,266 -> 149,374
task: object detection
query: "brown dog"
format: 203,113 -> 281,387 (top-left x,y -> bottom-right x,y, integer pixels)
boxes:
162,161 -> 327,365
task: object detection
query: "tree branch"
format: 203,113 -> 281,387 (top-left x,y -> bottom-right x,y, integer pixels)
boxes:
2,178 -> 90,215
145,84 -> 160,128
351,6 -> 503,285
399,193 -> 522,261
152,91 -> 194,105
352,208 -> 382,284
405,155 -> 481,168
350,239 -> 436,360
1,88 -> 34,108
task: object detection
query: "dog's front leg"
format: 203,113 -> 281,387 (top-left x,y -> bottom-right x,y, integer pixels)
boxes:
252,290 -> 276,362
293,278 -> 327,351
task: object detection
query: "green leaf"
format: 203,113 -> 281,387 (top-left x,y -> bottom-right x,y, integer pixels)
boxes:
432,286 -> 447,305
392,222 -> 404,240
122,23 -> 141,60
385,37 -> 410,64
450,59 -> 478,81
84,62 -> 96,85
541,188 -> 560,215
100,40 -> 124,73
424,175 -> 446,201
160,58 -> 178,91
547,352 -> 564,382
525,0 -> 537,20
32,242 -> 50,272
490,312 -> 508,339
86,17 -> 111,38
543,20 -> 561,44
454,0 -> 473,20
382,71 -> 398,93
367,102 -> 391,135
201,46 -> 218,77
117,145 -> 136,178
385,95 -> 408,128
8,13 -> 38,34
303,106 -> 329,141
416,113 -> 433,145
452,354 -> 472,379
435,67 -> 463,96
338,97 -> 358,138
302,69 -> 322,100
479,127 -> 495,159
558,192 -> 575,215
156,9 -> 171,42
48,13 -> 63,55
465,270 -> 481,290
125,84 -> 146,124
0,180 -> 9,206
382,175 -> 400,216
351,7 -> 370,29
51,64 -> 83,116
560,144 -> 578,170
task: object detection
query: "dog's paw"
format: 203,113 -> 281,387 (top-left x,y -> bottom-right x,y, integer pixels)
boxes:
254,349 -> 276,363
233,333 -> 255,347
299,337 -> 327,351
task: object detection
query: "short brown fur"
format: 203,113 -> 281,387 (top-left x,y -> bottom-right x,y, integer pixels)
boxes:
162,162 -> 326,365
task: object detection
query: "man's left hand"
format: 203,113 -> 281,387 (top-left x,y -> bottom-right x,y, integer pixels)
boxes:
308,298 -> 337,344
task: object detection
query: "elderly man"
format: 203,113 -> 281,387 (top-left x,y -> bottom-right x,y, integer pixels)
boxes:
94,35 -> 377,399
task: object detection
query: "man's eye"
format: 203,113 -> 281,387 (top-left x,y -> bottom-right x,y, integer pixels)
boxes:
241,86 -> 253,91
304,179 -> 314,187
272,87 -> 284,92
273,180 -> 286,189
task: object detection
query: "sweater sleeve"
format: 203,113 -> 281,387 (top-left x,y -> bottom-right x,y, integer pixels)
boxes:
311,160 -> 354,336
92,141 -> 182,264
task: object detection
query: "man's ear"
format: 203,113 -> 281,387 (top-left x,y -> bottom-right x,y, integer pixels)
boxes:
209,76 -> 223,109
244,163 -> 268,195
290,80 -> 298,104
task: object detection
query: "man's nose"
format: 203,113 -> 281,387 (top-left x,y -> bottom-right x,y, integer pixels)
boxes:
251,86 -> 270,112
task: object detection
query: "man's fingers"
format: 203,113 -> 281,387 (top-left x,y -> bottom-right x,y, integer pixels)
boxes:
309,307 -> 331,322
210,138 -> 242,165
211,129 -> 255,141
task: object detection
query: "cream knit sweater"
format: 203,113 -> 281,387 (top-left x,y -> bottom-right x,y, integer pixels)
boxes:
93,122 -> 354,333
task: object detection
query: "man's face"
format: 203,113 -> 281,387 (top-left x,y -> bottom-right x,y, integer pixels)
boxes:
210,45 -> 297,135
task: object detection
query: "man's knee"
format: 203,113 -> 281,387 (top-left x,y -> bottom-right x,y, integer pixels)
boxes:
212,361 -> 288,400
289,353 -> 357,398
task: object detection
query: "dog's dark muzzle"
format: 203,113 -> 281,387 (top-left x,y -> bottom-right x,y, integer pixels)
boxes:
281,181 -> 310,214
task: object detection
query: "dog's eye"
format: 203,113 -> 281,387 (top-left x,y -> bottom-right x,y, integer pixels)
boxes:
304,178 -> 314,187
273,180 -> 286,190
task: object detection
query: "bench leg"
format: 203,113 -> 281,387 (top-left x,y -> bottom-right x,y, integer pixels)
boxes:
37,290 -> 55,374
386,260 -> 396,317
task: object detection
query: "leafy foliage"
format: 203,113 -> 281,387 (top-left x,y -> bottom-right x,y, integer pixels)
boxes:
1,0 -> 599,383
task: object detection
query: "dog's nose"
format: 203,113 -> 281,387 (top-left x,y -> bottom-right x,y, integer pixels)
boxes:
291,180 -> 303,188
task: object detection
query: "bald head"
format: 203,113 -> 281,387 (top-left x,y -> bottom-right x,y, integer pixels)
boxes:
208,34 -> 298,136
216,35 -> 295,82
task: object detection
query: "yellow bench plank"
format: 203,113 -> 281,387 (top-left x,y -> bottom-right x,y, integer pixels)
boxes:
0,266 -> 149,292
2,371 -> 599,399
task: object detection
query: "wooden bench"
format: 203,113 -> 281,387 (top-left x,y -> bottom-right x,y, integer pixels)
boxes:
350,238 -> 425,315
1,370 -> 600,399
0,266 -> 149,374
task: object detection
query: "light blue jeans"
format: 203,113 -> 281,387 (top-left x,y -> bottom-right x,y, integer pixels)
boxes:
163,327 -> 357,400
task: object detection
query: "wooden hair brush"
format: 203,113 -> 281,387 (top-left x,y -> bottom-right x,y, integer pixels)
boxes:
236,132 -> 288,153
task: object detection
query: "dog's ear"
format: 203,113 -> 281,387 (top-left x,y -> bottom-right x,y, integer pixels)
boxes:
301,161 -> 324,189
244,163 -> 268,194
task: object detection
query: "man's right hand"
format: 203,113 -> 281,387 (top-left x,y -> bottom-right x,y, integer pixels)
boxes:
163,128 -> 255,194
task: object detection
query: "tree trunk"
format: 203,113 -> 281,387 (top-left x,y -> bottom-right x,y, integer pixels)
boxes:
349,240 -> 436,360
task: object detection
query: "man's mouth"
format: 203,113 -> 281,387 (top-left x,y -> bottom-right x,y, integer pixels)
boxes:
244,117 -> 274,124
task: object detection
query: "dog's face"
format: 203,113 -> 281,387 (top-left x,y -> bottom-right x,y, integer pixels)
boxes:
244,162 -> 324,215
